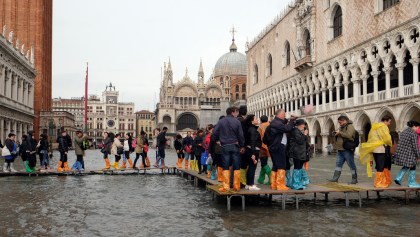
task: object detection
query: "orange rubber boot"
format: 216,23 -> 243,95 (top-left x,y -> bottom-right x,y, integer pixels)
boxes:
57,161 -> 63,172
374,172 -> 388,188
219,170 -> 230,192
276,169 -> 289,191
127,158 -> 133,169
233,170 -> 241,192
270,171 -> 277,190
177,158 -> 182,169
103,158 -> 111,170
217,167 -> 223,182
121,161 -> 127,169
184,159 -> 189,169
383,168 -> 391,187
63,162 -> 71,171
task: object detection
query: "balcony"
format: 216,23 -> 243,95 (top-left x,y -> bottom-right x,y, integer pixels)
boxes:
294,55 -> 313,71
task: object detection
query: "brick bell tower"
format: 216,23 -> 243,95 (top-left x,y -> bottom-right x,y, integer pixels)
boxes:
0,0 -> 53,137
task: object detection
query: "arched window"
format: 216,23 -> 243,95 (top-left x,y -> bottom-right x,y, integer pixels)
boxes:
242,84 -> 246,92
235,85 -> 239,92
236,93 -> 239,100
333,6 -> 342,38
285,41 -> 291,66
253,64 -> 259,84
241,94 -> 246,100
267,54 -> 273,76
303,29 -> 311,56
383,0 -> 399,10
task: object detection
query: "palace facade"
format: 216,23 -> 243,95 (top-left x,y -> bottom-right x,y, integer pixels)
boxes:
246,0 -> 420,152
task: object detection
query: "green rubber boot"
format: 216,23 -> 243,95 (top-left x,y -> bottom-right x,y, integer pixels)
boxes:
263,165 -> 272,185
257,166 -> 266,184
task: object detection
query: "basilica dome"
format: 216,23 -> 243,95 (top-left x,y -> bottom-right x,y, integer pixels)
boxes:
214,40 -> 247,77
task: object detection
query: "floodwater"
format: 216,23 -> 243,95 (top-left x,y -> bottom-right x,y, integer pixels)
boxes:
1,149 -> 420,237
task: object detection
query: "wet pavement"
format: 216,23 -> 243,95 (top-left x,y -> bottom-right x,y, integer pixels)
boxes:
0,148 -> 420,236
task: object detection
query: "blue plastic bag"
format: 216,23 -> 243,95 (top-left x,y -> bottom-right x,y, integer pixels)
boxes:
201,151 -> 208,165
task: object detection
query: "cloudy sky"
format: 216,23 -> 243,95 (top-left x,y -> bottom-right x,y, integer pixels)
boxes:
53,0 -> 290,111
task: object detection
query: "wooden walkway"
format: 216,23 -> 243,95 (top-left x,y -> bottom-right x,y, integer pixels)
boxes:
0,166 -> 178,177
177,168 -> 420,211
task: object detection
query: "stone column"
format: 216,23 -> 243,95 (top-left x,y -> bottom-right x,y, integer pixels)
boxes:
315,91 -> 320,112
5,71 -> 11,98
12,121 -> 17,133
310,135 -> 315,145
12,75 -> 18,101
18,78 -> 23,103
0,117 -> 3,142
396,63 -> 406,97
335,84 -> 341,109
342,72 -> 349,107
23,82 -> 27,106
372,71 -> 379,101
0,67 -> 4,96
328,87 -> 334,110
29,84 -> 34,108
6,120 -> 11,135
410,58 -> 419,94
321,133 -> 329,154
309,93 -> 314,106
362,75 -> 368,103
383,67 -> 392,99
286,101 -> 289,112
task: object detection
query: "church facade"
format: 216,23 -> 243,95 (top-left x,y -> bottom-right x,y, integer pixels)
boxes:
156,38 -> 247,133
246,0 -> 420,152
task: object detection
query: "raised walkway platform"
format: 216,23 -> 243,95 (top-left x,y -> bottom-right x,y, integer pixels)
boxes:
177,168 -> 420,211
0,166 -> 178,177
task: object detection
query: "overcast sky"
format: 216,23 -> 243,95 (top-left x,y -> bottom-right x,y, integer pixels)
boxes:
53,0 -> 290,111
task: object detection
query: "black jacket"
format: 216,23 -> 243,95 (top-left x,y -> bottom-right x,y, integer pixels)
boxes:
209,133 -> 222,155
245,125 -> 262,156
57,135 -> 71,152
193,135 -> 204,156
40,138 -> 49,151
157,132 -> 167,148
289,128 -> 309,161
268,117 -> 294,151
213,115 -> 245,147
174,139 -> 183,151
182,136 -> 193,147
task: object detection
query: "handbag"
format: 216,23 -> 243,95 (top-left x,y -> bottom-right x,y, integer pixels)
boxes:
2,146 -> 10,156
144,145 -> 149,153
184,145 -> 191,154
117,147 -> 124,155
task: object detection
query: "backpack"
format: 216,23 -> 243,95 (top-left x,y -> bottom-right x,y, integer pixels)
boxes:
343,130 -> 360,150
131,139 -> 137,151
81,140 -> 89,150
262,124 -> 272,147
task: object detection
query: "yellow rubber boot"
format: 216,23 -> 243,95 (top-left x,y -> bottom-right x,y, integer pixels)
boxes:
113,162 -> 119,170
233,170 -> 241,192
218,170 -> 230,192
240,168 -> 247,186
276,169 -> 289,191
190,160 -> 194,171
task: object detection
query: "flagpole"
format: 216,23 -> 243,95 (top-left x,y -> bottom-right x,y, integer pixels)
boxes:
84,62 -> 88,133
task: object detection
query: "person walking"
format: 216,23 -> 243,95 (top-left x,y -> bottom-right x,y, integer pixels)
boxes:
57,130 -> 72,172
156,127 -> 168,168
360,116 -> 393,188
39,134 -> 50,170
182,131 -> 193,169
174,134 -> 184,169
237,105 -> 248,187
393,120 -> 420,187
244,114 -> 262,191
2,133 -> 17,173
72,130 -> 88,172
193,130 -> 205,174
121,133 -> 134,169
267,109 -> 295,191
19,135 -> 29,171
213,107 -> 245,192
133,131 -> 149,169
101,132 -> 113,170
288,119 -> 310,190
328,115 -> 358,184
257,115 -> 271,185
25,131 -> 38,173
111,133 -> 123,170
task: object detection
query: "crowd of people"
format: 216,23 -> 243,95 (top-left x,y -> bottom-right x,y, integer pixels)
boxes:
1,105 -> 419,192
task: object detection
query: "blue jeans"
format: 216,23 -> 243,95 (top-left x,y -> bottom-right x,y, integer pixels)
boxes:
336,150 -> 357,173
41,150 -> 49,167
221,144 -> 240,171
184,152 -> 192,161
